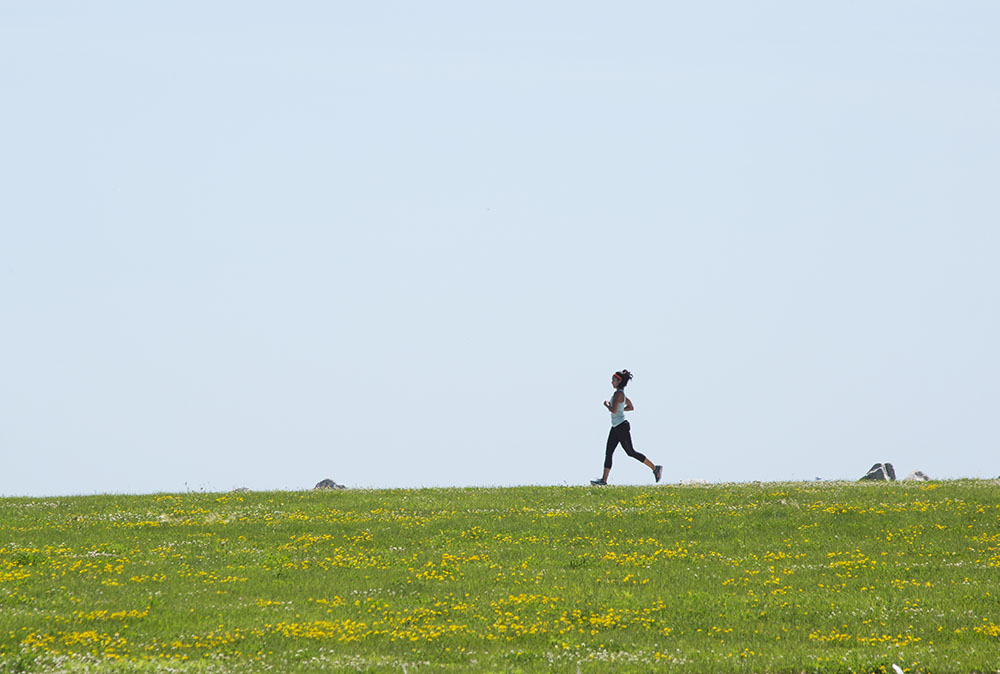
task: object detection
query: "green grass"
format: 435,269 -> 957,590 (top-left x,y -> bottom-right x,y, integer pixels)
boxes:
2,481 -> 1000,673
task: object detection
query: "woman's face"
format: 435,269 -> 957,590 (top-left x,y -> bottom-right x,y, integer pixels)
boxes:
612,374 -> 621,388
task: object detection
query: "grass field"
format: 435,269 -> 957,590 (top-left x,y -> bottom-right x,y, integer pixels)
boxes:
2,480 -> 1000,673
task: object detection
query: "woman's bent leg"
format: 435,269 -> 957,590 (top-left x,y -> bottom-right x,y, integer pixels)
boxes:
619,423 -> 648,464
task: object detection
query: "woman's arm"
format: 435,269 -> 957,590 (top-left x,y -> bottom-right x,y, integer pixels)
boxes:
624,397 -> 634,411
604,391 -> 625,410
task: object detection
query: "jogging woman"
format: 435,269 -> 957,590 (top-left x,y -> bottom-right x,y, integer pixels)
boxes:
591,370 -> 662,485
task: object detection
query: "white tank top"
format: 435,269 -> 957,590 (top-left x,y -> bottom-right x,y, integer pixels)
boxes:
610,389 -> 626,427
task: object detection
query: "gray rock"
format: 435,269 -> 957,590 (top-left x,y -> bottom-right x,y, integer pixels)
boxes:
314,478 -> 346,490
905,470 -> 931,481
860,462 -> 896,481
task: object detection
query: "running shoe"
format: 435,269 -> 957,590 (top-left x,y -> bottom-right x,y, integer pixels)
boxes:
590,478 -> 608,486
653,465 -> 663,483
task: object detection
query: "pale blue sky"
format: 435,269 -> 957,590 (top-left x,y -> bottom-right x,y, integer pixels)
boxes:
2,2 -> 998,496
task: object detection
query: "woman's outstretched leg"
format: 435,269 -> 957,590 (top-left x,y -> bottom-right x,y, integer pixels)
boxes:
598,428 -> 617,483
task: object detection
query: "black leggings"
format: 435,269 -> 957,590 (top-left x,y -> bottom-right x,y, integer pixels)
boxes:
605,421 -> 647,469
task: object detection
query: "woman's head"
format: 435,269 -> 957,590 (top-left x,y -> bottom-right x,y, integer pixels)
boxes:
612,370 -> 633,389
